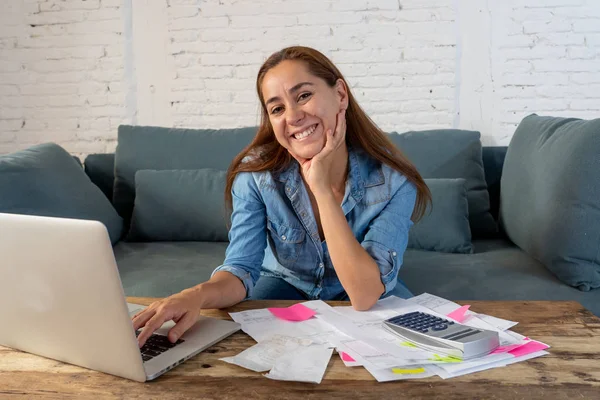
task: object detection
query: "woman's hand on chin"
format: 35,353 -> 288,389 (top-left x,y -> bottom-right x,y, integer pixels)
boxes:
292,109 -> 346,195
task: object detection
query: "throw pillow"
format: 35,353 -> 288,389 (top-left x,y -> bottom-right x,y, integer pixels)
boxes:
500,114 -> 600,291
113,125 -> 256,225
0,143 -> 123,245
408,178 -> 473,254
128,169 -> 229,242
388,129 -> 497,238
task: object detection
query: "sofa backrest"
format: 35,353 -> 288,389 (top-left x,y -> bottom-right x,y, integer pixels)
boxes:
84,146 -> 509,225
482,147 -> 508,221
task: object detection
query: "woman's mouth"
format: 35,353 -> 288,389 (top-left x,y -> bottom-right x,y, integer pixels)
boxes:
292,123 -> 318,141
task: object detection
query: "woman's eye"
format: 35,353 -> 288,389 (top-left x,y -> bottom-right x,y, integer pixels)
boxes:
298,92 -> 311,101
270,106 -> 283,114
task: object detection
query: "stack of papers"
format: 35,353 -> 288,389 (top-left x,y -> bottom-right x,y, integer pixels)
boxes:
220,293 -> 549,383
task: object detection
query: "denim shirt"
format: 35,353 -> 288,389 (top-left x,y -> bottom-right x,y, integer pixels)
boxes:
212,147 -> 416,300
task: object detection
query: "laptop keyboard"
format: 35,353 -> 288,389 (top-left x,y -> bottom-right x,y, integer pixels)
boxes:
135,330 -> 184,362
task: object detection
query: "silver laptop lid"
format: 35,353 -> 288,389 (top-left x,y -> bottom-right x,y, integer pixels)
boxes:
0,213 -> 147,382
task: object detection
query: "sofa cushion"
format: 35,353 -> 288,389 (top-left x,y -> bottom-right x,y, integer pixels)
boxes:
84,153 -> 115,201
128,169 -> 229,242
0,143 -> 123,245
500,114 -> 600,291
114,241 -> 228,297
388,129 -> 497,238
481,146 -> 508,223
408,178 -> 472,254
114,125 -> 256,225
399,239 -> 600,317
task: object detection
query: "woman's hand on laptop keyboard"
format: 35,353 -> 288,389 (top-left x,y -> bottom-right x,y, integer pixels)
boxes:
132,288 -> 203,348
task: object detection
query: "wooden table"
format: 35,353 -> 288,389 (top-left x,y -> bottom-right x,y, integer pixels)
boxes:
1,300 -> 599,399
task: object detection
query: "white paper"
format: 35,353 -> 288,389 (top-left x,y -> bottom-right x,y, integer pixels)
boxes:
325,299 -> 461,361
265,345 -> 334,384
229,306 -> 341,345
220,334 -> 312,372
429,350 -> 549,379
475,313 -> 518,331
408,293 -> 468,316
408,293 -> 518,331
227,296 -> 546,383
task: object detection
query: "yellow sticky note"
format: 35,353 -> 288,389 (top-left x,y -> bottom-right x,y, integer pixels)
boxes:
392,367 -> 426,375
430,354 -> 462,363
400,341 -> 417,348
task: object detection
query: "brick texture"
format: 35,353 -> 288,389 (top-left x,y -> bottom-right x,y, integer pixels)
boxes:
0,0 -> 599,156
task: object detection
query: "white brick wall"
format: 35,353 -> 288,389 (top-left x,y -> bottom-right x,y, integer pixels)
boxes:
1,0 -> 599,156
0,0 -> 126,155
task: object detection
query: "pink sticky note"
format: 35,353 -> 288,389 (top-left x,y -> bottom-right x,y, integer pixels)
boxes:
508,340 -> 548,357
340,352 -> 356,362
267,303 -> 316,321
446,305 -> 471,323
491,343 -> 525,354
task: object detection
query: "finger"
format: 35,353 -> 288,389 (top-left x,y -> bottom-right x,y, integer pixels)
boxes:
132,308 -> 156,331
319,128 -> 333,152
168,312 -> 198,343
137,312 -> 169,348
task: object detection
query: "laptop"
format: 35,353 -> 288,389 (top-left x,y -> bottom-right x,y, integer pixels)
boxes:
0,212 -> 240,382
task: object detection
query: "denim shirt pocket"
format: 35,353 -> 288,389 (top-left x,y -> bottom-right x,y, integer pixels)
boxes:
266,217 -> 306,264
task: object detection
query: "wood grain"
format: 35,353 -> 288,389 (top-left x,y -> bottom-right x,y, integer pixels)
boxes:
1,299 -> 599,400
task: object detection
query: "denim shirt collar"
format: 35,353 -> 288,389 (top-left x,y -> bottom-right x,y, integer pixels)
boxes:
274,146 -> 385,206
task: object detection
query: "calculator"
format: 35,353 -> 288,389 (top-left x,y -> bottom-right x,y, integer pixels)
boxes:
383,311 -> 500,360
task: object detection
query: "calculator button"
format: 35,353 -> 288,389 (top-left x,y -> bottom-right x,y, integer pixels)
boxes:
432,324 -> 448,331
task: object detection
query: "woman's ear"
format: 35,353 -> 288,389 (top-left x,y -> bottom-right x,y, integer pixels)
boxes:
335,79 -> 349,111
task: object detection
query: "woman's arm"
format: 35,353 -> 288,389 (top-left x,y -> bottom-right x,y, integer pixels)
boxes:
316,180 -> 416,311
315,191 -> 383,310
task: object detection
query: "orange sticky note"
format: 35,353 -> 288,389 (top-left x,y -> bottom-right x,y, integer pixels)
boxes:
340,352 -> 356,362
267,303 -> 316,321
446,305 -> 471,323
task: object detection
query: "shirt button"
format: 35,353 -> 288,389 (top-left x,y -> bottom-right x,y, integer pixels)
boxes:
281,235 -> 287,240
392,251 -> 397,257
319,263 -> 324,268
286,187 -> 291,192
301,212 -> 306,217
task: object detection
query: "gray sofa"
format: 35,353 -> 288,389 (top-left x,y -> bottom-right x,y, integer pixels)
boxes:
76,116 -> 600,317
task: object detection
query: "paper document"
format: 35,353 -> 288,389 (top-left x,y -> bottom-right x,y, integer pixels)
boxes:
229,307 -> 342,345
220,334 -> 312,372
226,296 -> 549,383
265,345 -> 334,384
408,293 -> 518,331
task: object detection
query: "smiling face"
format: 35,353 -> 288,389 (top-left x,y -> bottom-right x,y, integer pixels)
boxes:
261,60 -> 347,161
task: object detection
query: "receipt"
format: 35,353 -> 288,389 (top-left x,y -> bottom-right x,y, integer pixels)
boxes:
265,345 -> 334,384
220,334 -> 312,372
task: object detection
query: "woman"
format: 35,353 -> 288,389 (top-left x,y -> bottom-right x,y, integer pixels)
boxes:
134,46 -> 431,348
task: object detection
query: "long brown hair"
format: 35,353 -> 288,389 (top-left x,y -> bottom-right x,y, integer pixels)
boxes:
225,46 -> 431,221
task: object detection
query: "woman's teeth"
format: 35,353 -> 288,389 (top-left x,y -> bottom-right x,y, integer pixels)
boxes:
294,124 -> 317,141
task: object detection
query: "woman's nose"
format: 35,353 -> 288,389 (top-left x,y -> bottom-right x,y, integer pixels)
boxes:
285,105 -> 305,125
